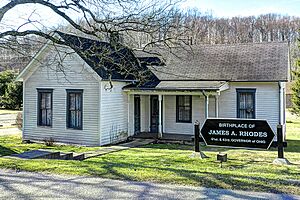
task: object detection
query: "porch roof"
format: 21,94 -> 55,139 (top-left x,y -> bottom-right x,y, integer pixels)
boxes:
123,80 -> 228,92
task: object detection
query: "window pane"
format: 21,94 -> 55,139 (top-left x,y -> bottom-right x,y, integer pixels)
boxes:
70,111 -> 76,127
45,93 -> 51,109
240,109 -> 246,118
70,94 -> 75,110
184,96 -> 190,106
178,107 -> 184,121
239,93 -> 245,109
76,94 -> 82,110
47,109 -> 52,125
246,93 -> 253,108
76,111 -> 82,127
238,90 -> 255,119
67,91 -> 83,129
41,94 -> 46,109
177,96 -> 191,122
41,109 -> 47,125
38,90 -> 52,126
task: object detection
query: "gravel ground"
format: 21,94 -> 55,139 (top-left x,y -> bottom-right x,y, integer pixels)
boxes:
0,113 -> 17,127
0,169 -> 299,200
0,128 -> 21,136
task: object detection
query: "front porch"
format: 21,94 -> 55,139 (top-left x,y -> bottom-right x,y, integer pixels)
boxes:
125,81 -> 229,139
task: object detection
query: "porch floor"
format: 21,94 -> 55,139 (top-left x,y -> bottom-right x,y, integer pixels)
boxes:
133,132 -> 193,142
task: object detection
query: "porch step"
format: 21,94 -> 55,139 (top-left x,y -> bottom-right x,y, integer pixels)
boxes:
59,152 -> 73,160
11,150 -> 60,159
72,153 -> 85,161
8,149 -> 85,161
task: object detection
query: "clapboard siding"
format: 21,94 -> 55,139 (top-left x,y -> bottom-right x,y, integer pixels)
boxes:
140,95 -> 150,132
164,95 -> 205,135
219,82 -> 280,132
208,96 -> 216,118
160,83 -> 280,135
23,46 -> 100,146
100,81 -> 128,145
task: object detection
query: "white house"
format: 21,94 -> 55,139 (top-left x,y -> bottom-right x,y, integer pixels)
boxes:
16,32 -> 289,146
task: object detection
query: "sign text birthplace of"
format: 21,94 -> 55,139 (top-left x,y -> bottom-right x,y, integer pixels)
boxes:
200,119 -> 275,149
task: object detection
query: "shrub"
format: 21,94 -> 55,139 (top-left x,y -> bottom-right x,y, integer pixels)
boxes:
0,70 -> 22,109
2,81 -> 22,109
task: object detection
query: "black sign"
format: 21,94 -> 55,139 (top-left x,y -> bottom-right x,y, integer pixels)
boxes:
200,118 -> 275,149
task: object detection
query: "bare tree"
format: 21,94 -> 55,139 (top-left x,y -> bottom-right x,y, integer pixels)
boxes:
0,0 -> 188,83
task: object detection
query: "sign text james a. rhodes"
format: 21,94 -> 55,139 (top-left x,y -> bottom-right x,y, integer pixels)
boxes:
200,118 -> 275,149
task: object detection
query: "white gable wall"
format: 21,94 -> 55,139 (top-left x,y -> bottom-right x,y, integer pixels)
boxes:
162,95 -> 205,135
23,46 -> 100,146
100,81 -> 129,145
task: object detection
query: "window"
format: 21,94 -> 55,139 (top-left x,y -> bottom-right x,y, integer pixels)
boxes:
176,95 -> 192,123
37,89 -> 53,126
237,89 -> 256,119
66,89 -> 83,129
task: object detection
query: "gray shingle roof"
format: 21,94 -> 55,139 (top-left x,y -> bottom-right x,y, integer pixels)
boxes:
155,81 -> 226,90
123,81 -> 227,91
137,42 -> 289,82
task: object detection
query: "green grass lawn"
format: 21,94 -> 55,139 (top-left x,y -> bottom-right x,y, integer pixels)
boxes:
0,112 -> 299,195
0,135 -> 101,156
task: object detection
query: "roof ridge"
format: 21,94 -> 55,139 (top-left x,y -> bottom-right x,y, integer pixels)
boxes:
194,41 -> 288,46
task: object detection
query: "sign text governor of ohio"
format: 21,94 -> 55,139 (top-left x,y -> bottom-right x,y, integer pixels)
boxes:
200,118 -> 275,149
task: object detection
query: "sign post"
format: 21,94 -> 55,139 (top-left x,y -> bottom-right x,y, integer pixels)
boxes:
190,120 -> 208,159
194,121 -> 200,153
200,118 -> 275,149
277,124 -> 284,158
273,124 -> 290,165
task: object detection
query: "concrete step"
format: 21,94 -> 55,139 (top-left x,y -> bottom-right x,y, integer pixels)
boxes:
59,152 -> 73,160
73,153 -> 85,161
11,150 -> 60,159
9,149 -> 85,161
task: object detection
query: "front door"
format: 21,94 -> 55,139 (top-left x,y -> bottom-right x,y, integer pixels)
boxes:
134,95 -> 141,134
150,95 -> 159,133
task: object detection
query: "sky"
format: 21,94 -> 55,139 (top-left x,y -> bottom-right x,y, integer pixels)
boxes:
180,0 -> 300,18
1,0 -> 300,31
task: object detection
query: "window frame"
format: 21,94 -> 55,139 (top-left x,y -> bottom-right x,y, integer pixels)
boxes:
176,95 -> 192,123
236,88 -> 256,119
66,89 -> 83,130
37,88 -> 53,127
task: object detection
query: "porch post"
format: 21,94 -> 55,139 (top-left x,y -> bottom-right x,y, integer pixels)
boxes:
205,94 -> 209,119
127,93 -> 131,136
215,94 -> 219,118
158,94 -> 163,138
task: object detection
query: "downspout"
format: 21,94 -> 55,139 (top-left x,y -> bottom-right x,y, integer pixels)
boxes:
22,79 -> 25,141
278,81 -> 282,125
278,81 -> 286,141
